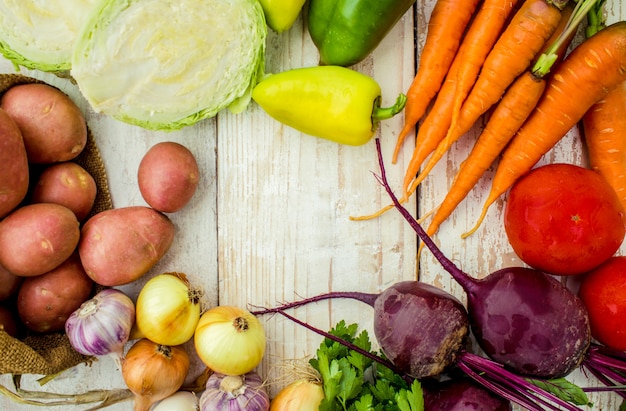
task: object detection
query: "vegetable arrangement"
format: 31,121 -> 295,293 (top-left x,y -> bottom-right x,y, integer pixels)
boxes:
1,0 -> 626,410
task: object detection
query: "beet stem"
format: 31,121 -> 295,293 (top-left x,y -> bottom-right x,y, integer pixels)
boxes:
270,308 -> 407,379
372,139 -> 477,292
458,351 -> 584,411
249,291 -> 378,316
457,360 -> 543,411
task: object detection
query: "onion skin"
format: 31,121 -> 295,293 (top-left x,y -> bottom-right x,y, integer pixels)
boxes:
65,288 -> 135,366
122,339 -> 190,411
135,272 -> 202,346
194,305 -> 266,376
199,372 -> 269,411
269,379 -> 324,411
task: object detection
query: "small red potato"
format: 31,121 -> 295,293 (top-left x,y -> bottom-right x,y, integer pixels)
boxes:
0,203 -> 80,277
0,304 -> 19,337
17,252 -> 93,333
138,141 -> 200,213
0,264 -> 22,301
79,206 -> 175,286
32,162 -> 97,221
0,83 -> 87,164
0,108 -> 29,218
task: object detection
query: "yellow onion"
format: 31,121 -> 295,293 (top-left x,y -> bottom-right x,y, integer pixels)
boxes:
121,338 -> 190,411
269,379 -> 324,411
194,305 -> 266,376
135,272 -> 202,345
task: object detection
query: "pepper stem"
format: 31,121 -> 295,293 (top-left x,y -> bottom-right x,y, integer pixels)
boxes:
372,93 -> 407,122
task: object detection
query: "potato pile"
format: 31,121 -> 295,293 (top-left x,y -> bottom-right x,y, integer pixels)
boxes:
0,83 -> 93,336
0,82 -> 200,344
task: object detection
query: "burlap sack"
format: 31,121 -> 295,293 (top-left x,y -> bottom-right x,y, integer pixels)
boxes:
0,74 -> 113,376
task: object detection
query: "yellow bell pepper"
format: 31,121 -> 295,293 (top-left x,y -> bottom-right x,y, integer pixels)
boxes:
257,0 -> 307,33
251,66 -> 406,146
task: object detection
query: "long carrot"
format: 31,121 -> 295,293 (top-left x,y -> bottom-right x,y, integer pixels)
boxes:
465,20 -> 626,237
423,0 -> 579,238
581,0 -> 626,212
584,80 -> 626,213
403,0 -> 568,194
447,0 -> 521,143
399,0 -> 519,187
391,0 -> 480,163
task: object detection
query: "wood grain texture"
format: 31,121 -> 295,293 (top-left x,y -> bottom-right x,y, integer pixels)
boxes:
0,0 -> 624,409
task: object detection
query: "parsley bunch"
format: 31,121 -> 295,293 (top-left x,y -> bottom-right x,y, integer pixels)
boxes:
309,320 -> 424,411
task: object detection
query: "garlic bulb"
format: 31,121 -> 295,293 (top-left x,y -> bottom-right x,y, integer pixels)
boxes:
199,371 -> 269,411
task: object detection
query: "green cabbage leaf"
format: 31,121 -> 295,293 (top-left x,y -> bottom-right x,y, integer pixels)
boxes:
71,0 -> 267,131
0,0 -> 100,72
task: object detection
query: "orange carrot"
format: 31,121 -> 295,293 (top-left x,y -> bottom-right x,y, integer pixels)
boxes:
391,0 -> 480,163
423,1 -> 577,238
583,80 -> 626,212
447,0 -> 521,142
399,0 -> 519,187
466,20 -> 626,237
403,0 -> 567,194
581,0 -> 626,213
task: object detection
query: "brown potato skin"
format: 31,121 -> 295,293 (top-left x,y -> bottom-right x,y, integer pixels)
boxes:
0,108 -> 29,218
138,141 -> 200,213
79,206 -> 175,286
32,162 -> 97,221
0,264 -> 23,301
1,83 -> 87,164
17,252 -> 93,333
0,203 -> 80,277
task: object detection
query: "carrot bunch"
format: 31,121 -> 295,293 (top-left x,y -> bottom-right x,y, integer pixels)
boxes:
363,0 -> 626,241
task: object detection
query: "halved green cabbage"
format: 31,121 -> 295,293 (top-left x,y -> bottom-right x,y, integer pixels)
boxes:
71,0 -> 267,131
0,0 -> 100,72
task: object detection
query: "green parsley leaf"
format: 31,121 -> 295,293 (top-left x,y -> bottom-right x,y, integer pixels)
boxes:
311,322 -> 424,411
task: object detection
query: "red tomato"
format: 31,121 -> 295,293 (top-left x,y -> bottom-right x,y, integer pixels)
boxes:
504,163 -> 625,276
579,256 -> 626,350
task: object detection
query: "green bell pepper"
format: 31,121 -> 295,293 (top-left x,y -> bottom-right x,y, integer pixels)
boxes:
251,66 -> 406,146
257,0 -> 307,33
308,0 -> 416,66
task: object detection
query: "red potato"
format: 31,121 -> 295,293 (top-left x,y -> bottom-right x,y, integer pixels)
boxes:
0,304 -> 19,337
32,162 -> 97,221
0,83 -> 87,164
17,252 -> 93,333
0,108 -> 29,218
79,206 -> 175,286
138,142 -> 200,213
0,264 -> 22,301
0,203 -> 80,277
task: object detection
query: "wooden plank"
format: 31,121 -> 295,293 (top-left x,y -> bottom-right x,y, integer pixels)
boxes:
217,8 -> 418,397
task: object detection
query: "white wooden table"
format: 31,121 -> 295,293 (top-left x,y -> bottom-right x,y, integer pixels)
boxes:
1,1 -> 624,409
